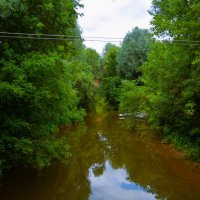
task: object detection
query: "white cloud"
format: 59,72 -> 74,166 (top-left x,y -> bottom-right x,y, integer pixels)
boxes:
78,0 -> 152,54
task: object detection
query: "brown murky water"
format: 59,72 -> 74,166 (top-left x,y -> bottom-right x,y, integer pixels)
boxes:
0,112 -> 200,200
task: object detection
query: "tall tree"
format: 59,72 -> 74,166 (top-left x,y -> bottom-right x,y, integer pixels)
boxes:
141,0 -> 200,159
0,0 -> 85,172
117,27 -> 150,80
82,48 -> 100,78
102,43 -> 120,77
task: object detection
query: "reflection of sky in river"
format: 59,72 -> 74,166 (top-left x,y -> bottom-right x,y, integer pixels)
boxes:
89,161 -> 156,200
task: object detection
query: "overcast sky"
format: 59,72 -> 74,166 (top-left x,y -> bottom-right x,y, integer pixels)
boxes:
78,0 -> 152,54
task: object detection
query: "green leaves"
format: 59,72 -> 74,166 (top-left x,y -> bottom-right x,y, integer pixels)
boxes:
119,80 -> 147,114
93,1 -> 200,161
0,0 -> 26,18
117,27 -> 150,80
150,0 -> 200,39
33,137 -> 71,169
100,76 -> 121,110
101,43 -> 120,78
0,51 -> 86,171
0,0 -> 82,55
15,138 -> 33,155
141,0 -> 200,159
67,56 -> 96,111
44,2 -> 54,11
0,0 -> 87,173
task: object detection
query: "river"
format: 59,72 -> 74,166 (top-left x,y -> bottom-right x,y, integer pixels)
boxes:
0,112 -> 200,200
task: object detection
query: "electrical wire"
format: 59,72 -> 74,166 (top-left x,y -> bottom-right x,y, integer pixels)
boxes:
171,40 -> 200,43
0,35 -> 82,41
0,32 -> 200,45
0,36 -> 122,43
171,43 -> 200,46
0,32 -> 124,40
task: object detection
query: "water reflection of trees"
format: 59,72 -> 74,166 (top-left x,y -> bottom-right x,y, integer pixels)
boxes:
1,112 -> 200,200
58,112 -> 200,200
100,113 -> 200,200
0,119 -> 107,200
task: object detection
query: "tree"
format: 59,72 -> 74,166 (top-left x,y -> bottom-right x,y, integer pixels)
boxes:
0,0 -> 85,172
0,0 -> 83,55
98,43 -> 121,110
81,48 -> 101,78
117,27 -> 150,80
101,43 -> 120,77
68,60 -> 96,111
150,0 -> 200,40
141,0 -> 200,160
119,80 -> 147,116
0,53 -> 86,170
99,77 -> 121,110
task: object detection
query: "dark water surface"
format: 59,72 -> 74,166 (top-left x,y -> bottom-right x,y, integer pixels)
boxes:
0,112 -> 200,200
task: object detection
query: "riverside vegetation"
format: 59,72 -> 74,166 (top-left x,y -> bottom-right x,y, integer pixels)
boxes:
0,0 -> 199,175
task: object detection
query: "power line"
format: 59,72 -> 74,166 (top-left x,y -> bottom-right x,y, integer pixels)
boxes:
171,40 -> 200,43
0,32 -> 200,45
0,32 -> 124,40
1,32 -> 200,42
163,40 -> 200,46
0,35 -> 122,43
0,35 -> 82,41
0,32 -> 71,38
170,43 -> 200,46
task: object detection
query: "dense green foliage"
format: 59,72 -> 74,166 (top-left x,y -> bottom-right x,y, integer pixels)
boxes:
117,27 -> 150,80
150,0 -> 200,39
0,52 -> 84,137
99,77 -> 121,110
0,0 -> 83,55
68,59 -> 96,111
0,0 -> 98,173
101,43 -> 120,77
145,0 -> 200,160
118,0 -> 200,160
142,42 -> 200,159
119,80 -> 146,115
81,48 -> 101,78
99,44 -> 121,110
99,29 -> 150,110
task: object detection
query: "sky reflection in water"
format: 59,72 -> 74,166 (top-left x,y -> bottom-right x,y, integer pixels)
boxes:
1,112 -> 200,200
89,161 -> 156,200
